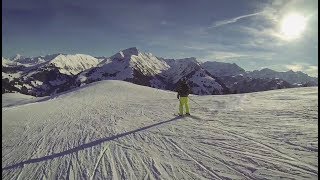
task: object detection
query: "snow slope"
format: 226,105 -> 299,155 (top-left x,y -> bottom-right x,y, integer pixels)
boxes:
2,93 -> 46,107
2,80 -> 318,179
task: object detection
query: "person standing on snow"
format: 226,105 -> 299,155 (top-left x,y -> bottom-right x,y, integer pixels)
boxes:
176,78 -> 192,116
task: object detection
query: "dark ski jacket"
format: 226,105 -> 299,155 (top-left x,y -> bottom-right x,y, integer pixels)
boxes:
176,82 -> 192,98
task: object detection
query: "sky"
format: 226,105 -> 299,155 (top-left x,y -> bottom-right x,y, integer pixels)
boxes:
2,0 -> 318,77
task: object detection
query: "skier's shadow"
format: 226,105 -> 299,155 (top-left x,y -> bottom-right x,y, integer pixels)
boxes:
2,116 -> 183,171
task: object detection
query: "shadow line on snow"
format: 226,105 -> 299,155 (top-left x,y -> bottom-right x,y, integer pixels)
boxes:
2,116 -> 184,171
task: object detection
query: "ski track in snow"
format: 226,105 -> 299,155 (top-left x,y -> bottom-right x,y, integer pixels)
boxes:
2,80 -> 318,179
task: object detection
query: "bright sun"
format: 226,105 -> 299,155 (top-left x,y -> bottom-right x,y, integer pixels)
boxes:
280,13 -> 307,40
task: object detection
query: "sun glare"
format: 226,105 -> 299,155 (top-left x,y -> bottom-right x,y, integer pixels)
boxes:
280,13 -> 307,40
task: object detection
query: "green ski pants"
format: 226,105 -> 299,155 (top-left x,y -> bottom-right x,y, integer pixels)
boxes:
179,97 -> 190,115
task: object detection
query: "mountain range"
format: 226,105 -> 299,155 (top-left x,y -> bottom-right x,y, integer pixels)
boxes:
2,47 -> 318,96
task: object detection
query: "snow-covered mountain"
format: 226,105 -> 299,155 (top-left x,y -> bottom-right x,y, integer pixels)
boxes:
10,54 -> 23,61
10,54 -> 61,66
201,61 -> 246,77
46,54 -> 101,75
2,48 -> 317,96
77,48 -> 229,95
201,64 -> 317,92
78,47 -> 170,86
9,53 -> 100,75
2,57 -> 26,93
160,58 -> 229,94
3,54 -> 101,96
2,80 -> 318,179
3,57 -> 22,67
220,75 -> 293,93
247,68 -> 318,85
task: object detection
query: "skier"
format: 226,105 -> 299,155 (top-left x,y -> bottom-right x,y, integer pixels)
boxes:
176,78 -> 192,116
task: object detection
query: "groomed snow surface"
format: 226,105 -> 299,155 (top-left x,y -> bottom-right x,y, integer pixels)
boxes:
2,93 -> 46,108
2,80 -> 318,179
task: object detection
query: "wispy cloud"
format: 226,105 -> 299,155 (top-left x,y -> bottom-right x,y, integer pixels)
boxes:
160,20 -> 168,25
183,45 -> 207,51
237,26 -> 287,49
203,51 -> 249,61
285,64 -> 304,71
209,12 -> 264,28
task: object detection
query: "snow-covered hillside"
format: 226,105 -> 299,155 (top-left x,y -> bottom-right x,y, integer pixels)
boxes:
2,93 -> 46,107
2,80 -> 318,179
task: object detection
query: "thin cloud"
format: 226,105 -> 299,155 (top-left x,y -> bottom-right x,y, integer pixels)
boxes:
160,20 -> 167,25
285,64 -> 304,71
183,46 -> 207,50
203,51 -> 249,61
209,12 -> 264,28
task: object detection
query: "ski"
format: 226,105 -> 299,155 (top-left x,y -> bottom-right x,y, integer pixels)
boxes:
173,113 -> 191,117
173,113 -> 204,121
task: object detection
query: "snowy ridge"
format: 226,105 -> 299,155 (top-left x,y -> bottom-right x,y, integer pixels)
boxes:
79,54 -> 134,82
247,68 -> 318,84
2,54 -> 101,96
187,69 -> 225,94
217,74 -> 295,94
2,57 -> 20,67
111,47 -> 140,58
49,54 -> 100,75
2,57 -> 26,68
2,80 -> 318,179
78,50 -> 228,95
10,54 -> 23,61
160,58 -> 227,94
202,61 -> 246,77
130,52 -> 170,76
2,47 -> 317,96
162,57 -> 200,83
9,54 -> 62,66
78,47 -> 170,84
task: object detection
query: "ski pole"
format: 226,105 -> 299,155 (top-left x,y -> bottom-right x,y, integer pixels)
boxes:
188,97 -> 202,107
